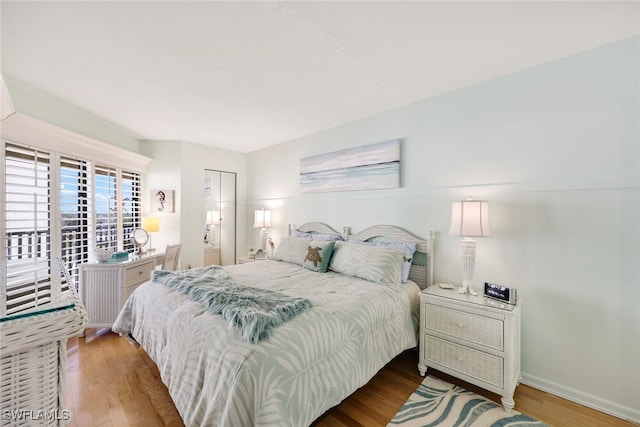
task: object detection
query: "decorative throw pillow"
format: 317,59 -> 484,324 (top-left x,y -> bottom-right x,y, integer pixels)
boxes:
302,240 -> 335,273
272,236 -> 311,265
329,241 -> 403,285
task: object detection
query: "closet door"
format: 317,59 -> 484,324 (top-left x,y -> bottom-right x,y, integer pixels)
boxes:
204,169 -> 236,266
219,172 -> 236,265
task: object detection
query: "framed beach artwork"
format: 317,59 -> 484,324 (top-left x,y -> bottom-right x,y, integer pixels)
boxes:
299,139 -> 400,194
151,189 -> 174,213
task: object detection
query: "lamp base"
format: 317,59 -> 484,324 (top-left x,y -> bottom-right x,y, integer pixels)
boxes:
259,228 -> 268,251
458,280 -> 478,296
459,238 -> 478,296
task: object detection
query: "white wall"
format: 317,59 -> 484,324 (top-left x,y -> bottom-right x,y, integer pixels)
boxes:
246,36 -> 640,422
141,140 -> 248,270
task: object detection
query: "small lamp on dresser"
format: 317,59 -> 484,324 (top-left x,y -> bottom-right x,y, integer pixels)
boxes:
449,197 -> 491,295
253,208 -> 272,251
141,216 -> 160,252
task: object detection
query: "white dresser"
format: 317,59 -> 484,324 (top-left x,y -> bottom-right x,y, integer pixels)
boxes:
418,285 -> 522,411
204,246 -> 221,266
79,252 -> 164,333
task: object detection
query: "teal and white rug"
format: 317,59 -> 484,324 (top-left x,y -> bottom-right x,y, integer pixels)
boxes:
388,376 -> 548,426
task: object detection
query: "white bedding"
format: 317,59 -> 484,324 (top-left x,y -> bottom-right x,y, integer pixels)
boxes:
113,259 -> 420,426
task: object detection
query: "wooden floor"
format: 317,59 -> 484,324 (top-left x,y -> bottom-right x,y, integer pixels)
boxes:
66,328 -> 637,427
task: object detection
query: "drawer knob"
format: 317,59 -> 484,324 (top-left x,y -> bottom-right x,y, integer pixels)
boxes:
138,271 -> 143,275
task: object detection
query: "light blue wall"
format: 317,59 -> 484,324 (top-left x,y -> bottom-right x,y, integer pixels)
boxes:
247,36 -> 640,421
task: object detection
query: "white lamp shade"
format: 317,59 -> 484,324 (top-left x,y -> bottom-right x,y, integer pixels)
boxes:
449,200 -> 491,237
253,209 -> 272,228
141,217 -> 160,233
206,210 -> 220,225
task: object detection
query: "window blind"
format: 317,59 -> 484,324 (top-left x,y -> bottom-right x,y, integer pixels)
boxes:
3,141 -> 143,316
4,143 -> 52,315
59,156 -> 92,290
121,169 -> 141,252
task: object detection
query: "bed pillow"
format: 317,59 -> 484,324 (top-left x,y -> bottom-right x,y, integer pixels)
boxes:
368,238 -> 416,283
309,232 -> 343,241
272,236 -> 311,265
328,241 -> 403,285
291,230 -> 311,238
302,240 -> 335,273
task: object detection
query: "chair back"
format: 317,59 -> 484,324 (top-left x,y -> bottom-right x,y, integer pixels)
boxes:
162,244 -> 181,271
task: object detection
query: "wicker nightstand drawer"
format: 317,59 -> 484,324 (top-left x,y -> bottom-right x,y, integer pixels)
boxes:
425,304 -> 504,351
425,335 -> 504,388
125,261 -> 154,285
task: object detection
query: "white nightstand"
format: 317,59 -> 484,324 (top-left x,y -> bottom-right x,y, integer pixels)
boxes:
237,256 -> 255,264
418,285 -> 522,411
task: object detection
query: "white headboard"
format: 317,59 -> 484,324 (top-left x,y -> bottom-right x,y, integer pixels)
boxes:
288,222 -> 342,238
289,222 -> 434,289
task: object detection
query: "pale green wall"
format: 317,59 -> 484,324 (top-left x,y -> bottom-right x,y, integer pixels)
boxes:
246,36 -> 640,421
6,78 -> 141,153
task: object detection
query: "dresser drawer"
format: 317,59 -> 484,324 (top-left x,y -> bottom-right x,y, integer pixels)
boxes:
125,281 -> 144,299
426,304 -> 504,351
125,261 -> 154,286
425,335 -> 503,388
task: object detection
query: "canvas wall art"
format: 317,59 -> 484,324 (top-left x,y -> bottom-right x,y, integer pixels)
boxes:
299,139 -> 400,193
151,189 -> 174,213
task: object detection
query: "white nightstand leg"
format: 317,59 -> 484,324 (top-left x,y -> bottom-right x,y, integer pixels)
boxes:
418,363 -> 427,376
501,395 -> 515,412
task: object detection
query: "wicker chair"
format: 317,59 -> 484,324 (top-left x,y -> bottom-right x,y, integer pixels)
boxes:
0,259 -> 87,426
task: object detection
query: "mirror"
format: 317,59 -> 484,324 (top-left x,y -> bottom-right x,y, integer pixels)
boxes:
204,169 -> 236,265
131,228 -> 149,254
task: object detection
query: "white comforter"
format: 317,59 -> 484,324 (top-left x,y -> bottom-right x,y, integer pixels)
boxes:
113,260 -> 420,427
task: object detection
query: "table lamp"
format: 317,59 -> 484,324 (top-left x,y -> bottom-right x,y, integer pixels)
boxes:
253,209 -> 271,251
141,216 -> 160,252
449,198 -> 491,295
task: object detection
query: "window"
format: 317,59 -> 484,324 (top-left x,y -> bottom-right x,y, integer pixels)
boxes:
3,143 -> 52,315
2,141 -> 142,316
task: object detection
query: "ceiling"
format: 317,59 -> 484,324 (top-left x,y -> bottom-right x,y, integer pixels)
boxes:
2,1 -> 639,153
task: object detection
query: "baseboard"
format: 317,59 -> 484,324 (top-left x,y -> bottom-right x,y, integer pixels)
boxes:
521,372 -> 640,424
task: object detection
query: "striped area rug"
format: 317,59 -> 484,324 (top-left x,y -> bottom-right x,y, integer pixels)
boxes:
388,376 -> 548,427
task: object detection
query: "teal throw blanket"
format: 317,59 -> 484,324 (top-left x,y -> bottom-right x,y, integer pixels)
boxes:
152,266 -> 312,343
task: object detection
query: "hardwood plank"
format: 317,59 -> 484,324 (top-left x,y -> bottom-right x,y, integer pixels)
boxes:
66,330 -> 637,427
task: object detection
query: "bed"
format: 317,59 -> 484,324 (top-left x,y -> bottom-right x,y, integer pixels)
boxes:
112,223 -> 434,426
